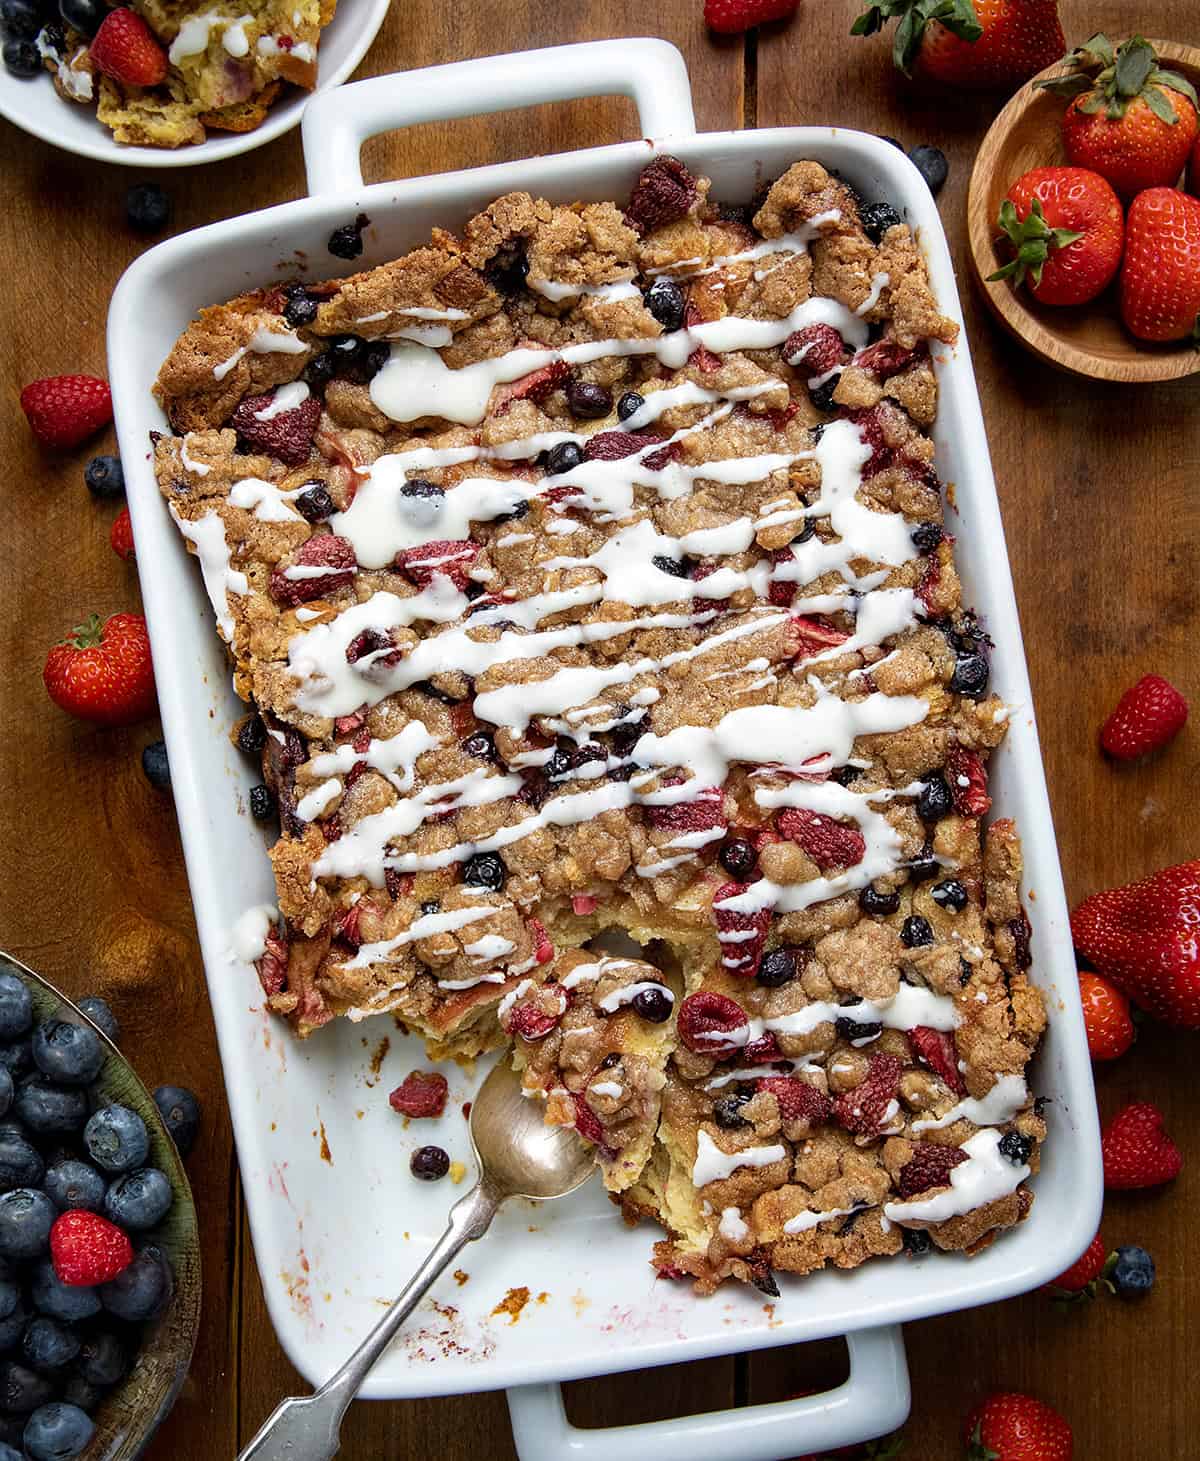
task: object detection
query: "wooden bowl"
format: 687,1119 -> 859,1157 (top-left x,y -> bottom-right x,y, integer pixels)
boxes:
0,950 -> 200,1460
966,39 -> 1200,383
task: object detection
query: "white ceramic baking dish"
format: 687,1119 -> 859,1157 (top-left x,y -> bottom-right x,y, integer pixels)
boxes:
108,39 -> 1102,1460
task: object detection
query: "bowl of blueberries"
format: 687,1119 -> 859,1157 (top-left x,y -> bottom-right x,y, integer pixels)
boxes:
0,950 -> 199,1460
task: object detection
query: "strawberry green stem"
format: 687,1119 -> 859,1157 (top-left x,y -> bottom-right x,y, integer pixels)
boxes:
64,613 -> 105,650
988,198 -> 1083,289
851,0 -> 982,77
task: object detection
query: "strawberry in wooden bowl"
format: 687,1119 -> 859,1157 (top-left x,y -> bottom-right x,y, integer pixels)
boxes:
989,166 -> 1123,305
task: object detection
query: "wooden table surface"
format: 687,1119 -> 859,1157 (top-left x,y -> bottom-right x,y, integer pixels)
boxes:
1,1 -> 1197,1455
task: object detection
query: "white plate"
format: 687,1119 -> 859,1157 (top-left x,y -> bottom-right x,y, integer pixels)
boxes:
108,40 -> 1102,1461
0,0 -> 389,167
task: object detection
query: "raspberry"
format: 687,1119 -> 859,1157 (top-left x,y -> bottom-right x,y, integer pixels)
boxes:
908,1025 -> 966,1095
677,991 -> 749,1057
832,1054 -> 902,1136
785,615 -> 851,662
257,926 -> 289,997
507,1002 -> 562,1041
848,405 -> 892,475
394,538 -> 480,591
896,1142 -> 968,1198
625,155 -> 699,234
110,506 -> 135,562
712,881 -> 773,974
645,783 -> 724,833
945,744 -> 991,817
783,324 -> 846,374
584,429 -> 665,462
776,808 -> 866,871
756,1076 -> 832,1126
231,391 -> 322,466
852,339 -> 921,379
388,1070 -> 449,1119
269,534 -> 357,606
20,374 -> 112,450
743,1032 -> 784,1064
49,1211 -> 133,1288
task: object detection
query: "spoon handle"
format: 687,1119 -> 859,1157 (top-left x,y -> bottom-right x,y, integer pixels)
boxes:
237,1180 -> 500,1461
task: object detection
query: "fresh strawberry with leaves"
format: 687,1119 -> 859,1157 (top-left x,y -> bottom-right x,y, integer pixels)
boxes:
963,1392 -> 1073,1460
20,374 -> 112,450
989,167 -> 1123,306
43,612 -> 156,726
1071,860 -> 1200,1027
704,0 -> 797,34
89,8 -> 168,87
1078,971 -> 1134,1061
1099,674 -> 1188,759
852,0 -> 1064,89
1101,1101 -> 1181,1190
1119,187 -> 1200,341
1042,1229 -> 1106,1300
1038,34 -> 1199,199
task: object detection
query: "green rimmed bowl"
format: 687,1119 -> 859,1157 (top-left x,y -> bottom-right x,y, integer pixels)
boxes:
0,951 -> 200,1460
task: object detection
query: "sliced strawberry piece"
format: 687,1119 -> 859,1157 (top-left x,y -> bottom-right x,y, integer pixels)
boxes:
646,782 -> 724,833
783,323 -> 846,374
508,1003 -> 562,1041
756,1076 -> 832,1125
896,1142 -> 968,1198
394,539 -> 479,591
909,1025 -> 966,1095
492,359 -> 571,415
945,744 -> 991,817
776,808 -> 865,871
572,1092 -> 607,1147
257,926 -> 289,997
389,1070 -> 449,1119
529,918 -> 555,964
677,991 -> 749,1057
832,1053 -> 902,1137
712,881 -> 773,974
269,534 -> 357,606
231,392 -> 321,467
571,893 -> 599,915
785,615 -> 851,662
852,339 -> 923,380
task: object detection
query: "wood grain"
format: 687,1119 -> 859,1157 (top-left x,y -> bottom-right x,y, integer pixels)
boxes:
966,40 -> 1200,383
0,1 -> 1196,1457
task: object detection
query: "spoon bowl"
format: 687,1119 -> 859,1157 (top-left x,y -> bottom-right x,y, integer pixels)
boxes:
469,1058 -> 597,1201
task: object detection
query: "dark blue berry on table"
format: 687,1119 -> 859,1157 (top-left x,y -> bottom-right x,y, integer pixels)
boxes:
32,1021 -> 104,1087
99,1244 -> 172,1321
75,1330 -> 125,1387
24,1401 -> 95,1461
0,1190 -> 55,1259
57,0 -> 102,33
0,1130 -> 42,1190
21,1317 -> 80,1375
0,1360 -> 53,1413
75,996 -> 118,1046
249,784 -> 276,821
1,37 -> 38,75
29,1262 -> 100,1324
0,1300 -> 30,1354
103,1168 -> 172,1231
83,454 -> 124,499
908,144 -> 949,196
83,1105 -> 148,1174
0,0 -> 40,38
43,1160 -> 106,1214
0,975 -> 31,1042
15,1081 -> 88,1137
141,739 -> 171,791
1108,1244 -> 1155,1299
152,1084 -> 200,1158
328,212 -> 369,260
125,182 -> 171,235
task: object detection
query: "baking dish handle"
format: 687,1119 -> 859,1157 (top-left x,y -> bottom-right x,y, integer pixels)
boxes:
504,1324 -> 910,1461
301,38 -> 697,195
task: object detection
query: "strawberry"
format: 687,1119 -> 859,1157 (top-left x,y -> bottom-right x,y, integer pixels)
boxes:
989,167 -> 1123,306
963,1392 -> 1073,1461
110,506 -> 135,562
491,359 -> 571,415
1039,35 -> 1199,200
832,1053 -> 902,1137
394,538 -> 479,592
677,991 -> 749,1057
851,339 -> 921,380
50,1211 -> 133,1287
945,744 -> 990,816
388,1070 -> 449,1119
43,612 -> 155,727
270,534 -> 358,606
1078,971 -> 1134,1061
1101,1102 -> 1181,1190
704,0 -> 797,35
231,391 -> 321,466
712,881 -> 773,973
507,1002 -> 563,1042
257,925 -> 289,997
88,8 -> 168,87
1099,673 -> 1188,760
1119,187 -> 1200,341
897,1141 -> 968,1197
1190,131 -> 1200,196
852,0 -> 1064,89
20,374 -> 112,450
1042,1230 -> 1106,1299
572,1092 -> 608,1149
1071,860 -> 1200,1027
909,1025 -> 967,1094
776,808 -> 866,870
528,917 -> 555,965
645,783 -> 725,833
756,1077 -> 832,1126
783,323 -> 846,374
785,615 -> 851,662
626,156 -> 701,232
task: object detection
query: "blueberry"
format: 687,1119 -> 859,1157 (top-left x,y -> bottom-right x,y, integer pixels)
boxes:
0,1190 -> 54,1259
32,1021 -> 103,1087
0,0 -> 40,37
140,740 -> 171,791
0,1282 -> 16,1324
43,1160 -> 105,1214
328,213 -> 369,260
0,1069 -> 10,1122
400,477 -> 443,502
419,900 -> 440,916
99,1243 -> 171,1322
565,380 -> 612,419
713,1094 -> 750,1129
859,201 -> 903,244
644,279 -> 685,331
757,948 -> 800,987
358,340 -> 391,382
29,1264 -> 99,1325
14,1080 -> 88,1136
23,1402 -> 94,1460
303,350 -> 337,389
617,391 -> 644,422
949,652 -> 989,698
651,554 -> 690,578
0,1361 -> 53,1414
56,1375 -> 101,1414
808,377 -> 839,413
916,773 -> 952,823
908,144 -> 949,196
0,1043 -> 31,1082
931,879 -> 969,912
462,852 -> 505,892
21,1318 -> 79,1375
0,1300 -> 30,1355
835,1017 -> 883,1043
0,1133 -> 42,1192
544,441 -> 584,475
907,848 -> 939,883
0,976 -> 31,1041
152,1085 -> 200,1158
125,181 -> 171,236
831,765 -> 861,787
75,997 -> 118,1046
329,333 -> 364,368
409,1146 -> 449,1181
462,730 -> 497,763
859,886 -> 900,916
75,1330 -> 125,1387
484,241 -> 529,295
103,1168 -> 172,1231
718,838 -> 757,880
544,745 -> 574,781
901,915 -> 934,948
631,987 -> 673,1024
997,1130 -> 1033,1166
83,1105 -> 148,1174
1,36 -> 38,74
0,1441 -> 18,1461
292,483 -> 333,524
57,0 -> 101,34
283,291 -> 318,329
1109,1244 -> 1155,1300
902,1227 -> 932,1255
249,784 -> 276,821
235,716 -> 267,755
910,521 -> 943,554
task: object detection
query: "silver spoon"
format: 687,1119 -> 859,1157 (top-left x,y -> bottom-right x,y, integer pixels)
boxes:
238,1058 -> 595,1461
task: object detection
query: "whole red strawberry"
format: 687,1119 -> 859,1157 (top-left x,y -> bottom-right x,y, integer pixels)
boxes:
43,612 -> 156,727
89,8 -> 168,87
388,1070 -> 448,1119
111,506 -> 135,563
989,167 -> 1123,306
964,1392 -> 1073,1460
1190,131 -> 1200,196
853,0 -> 1064,89
1040,35 -> 1199,200
1078,971 -> 1134,1061
1119,187 -> 1200,341
20,374 -> 112,450
50,1211 -> 133,1287
1042,1229 -> 1106,1299
1099,674 -> 1188,759
1101,1102 -> 1181,1190
704,0 -> 797,35
1071,860 -> 1200,1027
